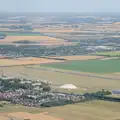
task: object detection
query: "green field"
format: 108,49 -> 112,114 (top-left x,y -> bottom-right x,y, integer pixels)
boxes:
95,51 -> 120,57
41,59 -> 120,73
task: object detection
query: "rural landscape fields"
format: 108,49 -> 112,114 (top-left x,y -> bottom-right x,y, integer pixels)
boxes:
1,53 -> 120,120
0,12 -> 120,120
1,55 -> 120,91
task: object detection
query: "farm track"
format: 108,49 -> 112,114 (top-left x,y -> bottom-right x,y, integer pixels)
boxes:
25,66 -> 120,81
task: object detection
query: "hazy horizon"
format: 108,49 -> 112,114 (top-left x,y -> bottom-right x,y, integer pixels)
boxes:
0,0 -> 120,13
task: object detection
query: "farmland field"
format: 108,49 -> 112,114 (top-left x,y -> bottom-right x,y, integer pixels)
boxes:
41,59 -> 120,74
50,55 -> 104,60
1,65 -> 120,90
0,101 -> 120,120
0,57 -> 63,66
0,31 -> 42,36
95,51 -> 120,57
0,35 -> 72,46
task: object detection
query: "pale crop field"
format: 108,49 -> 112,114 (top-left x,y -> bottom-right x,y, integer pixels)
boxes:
0,36 -> 73,46
0,101 -> 120,120
50,55 -> 104,60
33,28 -> 75,33
0,57 -> 63,66
2,36 -> 63,42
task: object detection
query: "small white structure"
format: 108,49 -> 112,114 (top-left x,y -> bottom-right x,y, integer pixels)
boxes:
60,84 -> 77,90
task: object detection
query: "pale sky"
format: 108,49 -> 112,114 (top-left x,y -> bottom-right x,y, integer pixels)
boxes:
0,0 -> 120,12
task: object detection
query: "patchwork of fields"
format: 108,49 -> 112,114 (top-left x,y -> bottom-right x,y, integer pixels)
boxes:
0,55 -> 120,120
1,65 -> 120,91
0,55 -> 120,91
1,14 -> 120,120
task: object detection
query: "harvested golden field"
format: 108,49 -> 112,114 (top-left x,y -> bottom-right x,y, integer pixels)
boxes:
33,28 -> 75,33
0,112 -> 62,120
2,36 -> 61,42
0,57 -> 62,66
0,36 -> 74,46
51,55 -> 104,60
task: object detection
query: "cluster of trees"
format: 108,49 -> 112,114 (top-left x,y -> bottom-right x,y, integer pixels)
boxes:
0,78 -> 32,91
83,89 -> 120,102
41,99 -> 75,107
0,44 -> 89,57
0,78 -> 51,92
91,89 -> 112,99
13,40 -> 37,44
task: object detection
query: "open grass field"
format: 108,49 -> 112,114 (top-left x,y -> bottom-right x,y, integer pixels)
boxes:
95,51 -> 120,57
41,59 -> 120,74
0,100 -> 120,120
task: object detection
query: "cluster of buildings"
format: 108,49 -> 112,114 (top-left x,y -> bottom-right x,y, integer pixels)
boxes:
85,46 -> 115,52
0,78 -> 86,108
0,77 -> 119,108
0,89 -> 86,108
